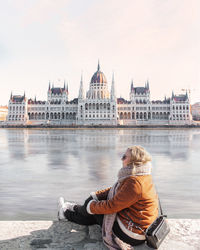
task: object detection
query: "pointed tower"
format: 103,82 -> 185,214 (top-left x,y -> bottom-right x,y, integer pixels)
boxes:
186,90 -> 188,100
10,91 -> 12,100
172,91 -> 174,99
97,59 -> 100,71
130,79 -> 134,92
48,81 -> 51,91
110,72 -> 116,101
146,80 -> 149,90
64,80 -> 66,90
130,79 -> 135,103
78,74 -> 85,99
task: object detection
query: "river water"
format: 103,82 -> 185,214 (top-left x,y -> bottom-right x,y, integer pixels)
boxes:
0,128 -> 200,220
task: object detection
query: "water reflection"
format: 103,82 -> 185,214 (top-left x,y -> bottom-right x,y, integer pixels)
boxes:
0,128 -> 200,219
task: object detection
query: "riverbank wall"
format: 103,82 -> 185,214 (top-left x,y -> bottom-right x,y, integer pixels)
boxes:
1,124 -> 200,129
0,219 -> 199,249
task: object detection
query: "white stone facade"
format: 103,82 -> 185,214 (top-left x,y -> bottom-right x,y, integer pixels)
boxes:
6,63 -> 192,126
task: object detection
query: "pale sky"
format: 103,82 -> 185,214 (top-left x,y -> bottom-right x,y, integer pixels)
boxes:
0,0 -> 200,105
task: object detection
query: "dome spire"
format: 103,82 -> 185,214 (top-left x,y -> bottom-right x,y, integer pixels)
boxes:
97,59 -> 100,71
91,61 -> 107,84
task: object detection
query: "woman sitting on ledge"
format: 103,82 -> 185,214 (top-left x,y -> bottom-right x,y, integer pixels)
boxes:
58,146 -> 158,249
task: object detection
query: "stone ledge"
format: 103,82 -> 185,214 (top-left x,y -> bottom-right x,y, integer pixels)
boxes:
0,219 -> 199,250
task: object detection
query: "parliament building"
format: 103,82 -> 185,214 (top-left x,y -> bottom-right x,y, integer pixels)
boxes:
6,62 -> 192,126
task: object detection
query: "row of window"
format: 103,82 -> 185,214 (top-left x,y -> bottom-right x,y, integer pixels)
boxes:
84,114 -> 115,118
28,107 -> 77,111
83,103 -> 115,111
172,114 -> 189,118
28,112 -> 76,120
8,115 -> 25,119
9,106 -> 25,111
118,106 -> 171,111
172,106 -> 189,110
86,91 -> 109,99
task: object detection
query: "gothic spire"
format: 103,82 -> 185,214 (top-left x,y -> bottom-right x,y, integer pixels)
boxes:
78,73 -> 84,99
48,81 -> 51,91
146,79 -> 149,90
10,91 -> 12,100
131,79 -> 134,92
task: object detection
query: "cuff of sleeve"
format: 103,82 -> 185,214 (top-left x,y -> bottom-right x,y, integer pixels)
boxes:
90,192 -> 98,201
86,200 -> 96,214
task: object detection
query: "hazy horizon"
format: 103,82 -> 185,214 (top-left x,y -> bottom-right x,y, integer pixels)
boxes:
0,0 -> 200,105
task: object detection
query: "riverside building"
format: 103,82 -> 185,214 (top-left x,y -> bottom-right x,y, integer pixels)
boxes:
6,62 -> 192,126
0,106 -> 8,121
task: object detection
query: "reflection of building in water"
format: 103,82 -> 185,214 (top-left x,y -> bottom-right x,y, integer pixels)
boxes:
7,129 -> 28,160
118,130 -> 192,145
6,61 -> 192,126
117,130 -> 194,160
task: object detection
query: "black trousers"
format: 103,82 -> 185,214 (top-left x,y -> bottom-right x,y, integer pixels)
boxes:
64,209 -> 145,247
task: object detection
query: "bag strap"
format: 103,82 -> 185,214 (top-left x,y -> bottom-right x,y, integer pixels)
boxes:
158,197 -> 163,216
155,184 -> 166,217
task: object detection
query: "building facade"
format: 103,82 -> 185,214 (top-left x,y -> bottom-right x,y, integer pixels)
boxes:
0,106 -> 8,121
6,62 -> 192,126
191,102 -> 200,121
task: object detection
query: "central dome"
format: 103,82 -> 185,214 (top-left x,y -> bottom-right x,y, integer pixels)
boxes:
90,61 -> 107,84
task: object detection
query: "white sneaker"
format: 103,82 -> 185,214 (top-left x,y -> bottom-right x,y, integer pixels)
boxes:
64,201 -> 76,212
58,197 -> 68,220
57,197 -> 76,221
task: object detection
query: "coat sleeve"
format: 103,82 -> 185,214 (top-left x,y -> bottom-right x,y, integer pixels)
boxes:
88,177 -> 142,215
92,187 -> 111,200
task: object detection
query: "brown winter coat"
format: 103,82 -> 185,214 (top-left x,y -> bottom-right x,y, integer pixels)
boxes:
90,175 -> 158,235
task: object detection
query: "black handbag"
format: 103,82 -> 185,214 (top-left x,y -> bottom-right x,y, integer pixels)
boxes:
145,199 -> 170,249
122,198 -> 170,249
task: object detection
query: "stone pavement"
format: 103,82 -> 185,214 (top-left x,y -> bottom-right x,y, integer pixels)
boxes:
0,219 -> 199,250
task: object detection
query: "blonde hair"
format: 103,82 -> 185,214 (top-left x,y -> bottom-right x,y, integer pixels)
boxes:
128,146 -> 152,166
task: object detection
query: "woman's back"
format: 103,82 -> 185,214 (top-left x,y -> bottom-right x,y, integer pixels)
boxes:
118,175 -> 158,234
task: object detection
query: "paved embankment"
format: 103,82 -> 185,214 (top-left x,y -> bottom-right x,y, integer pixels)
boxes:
0,219 -> 199,250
